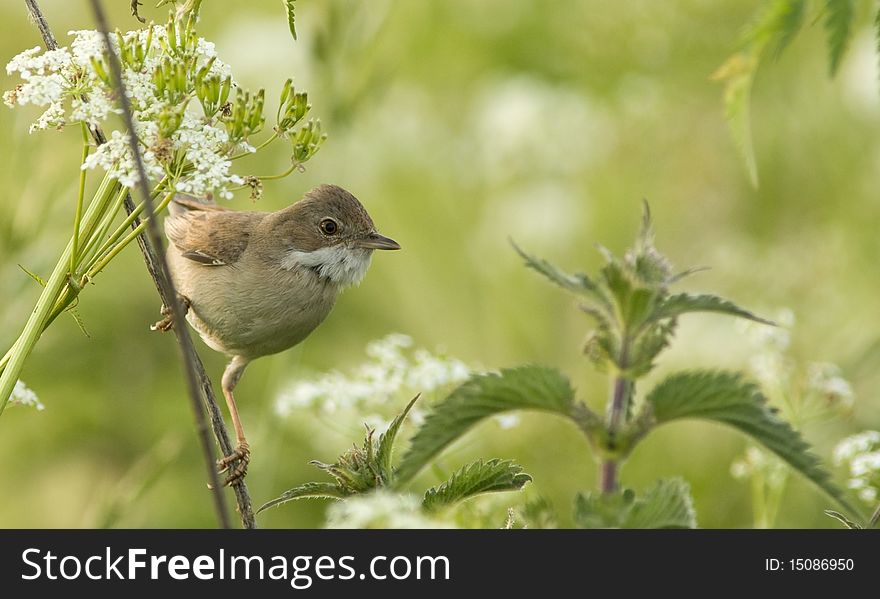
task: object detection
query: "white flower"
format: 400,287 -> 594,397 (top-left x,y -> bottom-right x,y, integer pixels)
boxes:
806,362 -> 855,409
10,380 -> 44,410
833,431 -> 880,505
325,491 -> 455,529
274,334 -> 472,420
5,27 -> 245,199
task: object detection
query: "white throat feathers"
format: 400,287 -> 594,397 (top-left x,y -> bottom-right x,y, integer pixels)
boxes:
281,245 -> 373,287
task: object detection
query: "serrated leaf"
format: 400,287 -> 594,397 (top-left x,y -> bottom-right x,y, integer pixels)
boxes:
651,293 -> 774,325
378,394 -> 419,485
256,481 -> 348,514
645,370 -> 862,518
574,489 -> 635,528
422,459 -> 531,512
512,240 -> 611,316
397,366 -> 578,482
824,0 -> 854,76
624,478 -> 696,529
283,0 -> 297,41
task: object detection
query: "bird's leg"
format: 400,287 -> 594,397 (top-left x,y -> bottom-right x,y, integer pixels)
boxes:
217,355 -> 251,486
151,294 -> 191,332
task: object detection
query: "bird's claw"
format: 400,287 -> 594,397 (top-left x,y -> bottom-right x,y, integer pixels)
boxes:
150,295 -> 191,332
217,441 -> 250,486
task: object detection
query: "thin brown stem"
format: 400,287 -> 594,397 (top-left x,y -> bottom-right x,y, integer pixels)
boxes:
23,0 -> 255,528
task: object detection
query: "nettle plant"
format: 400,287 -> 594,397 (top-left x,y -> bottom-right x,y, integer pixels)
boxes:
0,9 -> 323,411
263,206 -> 864,527
259,395 -> 532,518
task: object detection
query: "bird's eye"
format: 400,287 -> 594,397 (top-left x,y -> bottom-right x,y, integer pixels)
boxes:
319,218 -> 338,235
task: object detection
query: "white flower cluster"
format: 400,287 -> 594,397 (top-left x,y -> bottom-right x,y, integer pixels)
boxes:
738,308 -> 854,415
4,27 -> 245,199
730,446 -> 787,487
833,431 -> 880,504
10,379 -> 44,411
275,334 -> 471,428
324,491 -> 456,529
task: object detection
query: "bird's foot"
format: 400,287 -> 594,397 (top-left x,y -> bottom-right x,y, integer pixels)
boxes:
150,295 -> 191,332
218,441 -> 250,487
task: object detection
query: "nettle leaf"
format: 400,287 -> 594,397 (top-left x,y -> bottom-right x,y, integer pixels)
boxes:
422,459 -> 532,512
283,0 -> 298,41
573,479 -> 696,529
574,488 -> 635,528
645,370 -> 861,517
824,0 -> 854,76
624,478 -> 697,529
651,293 -> 774,325
257,482 -> 348,514
378,394 -> 419,485
397,366 -> 578,482
512,241 -> 611,316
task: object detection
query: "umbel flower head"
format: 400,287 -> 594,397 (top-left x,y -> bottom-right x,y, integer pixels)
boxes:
3,15 -> 318,201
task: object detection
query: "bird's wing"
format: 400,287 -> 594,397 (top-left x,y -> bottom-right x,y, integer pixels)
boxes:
165,197 -> 263,267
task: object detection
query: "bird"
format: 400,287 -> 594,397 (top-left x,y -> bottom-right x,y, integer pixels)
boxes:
154,184 -> 400,485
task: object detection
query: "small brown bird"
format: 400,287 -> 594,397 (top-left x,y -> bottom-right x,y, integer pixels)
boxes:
155,184 -> 400,484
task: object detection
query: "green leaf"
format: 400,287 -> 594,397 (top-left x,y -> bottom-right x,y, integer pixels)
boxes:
511,240 -> 611,315
574,489 -> 635,528
18,264 -> 46,287
714,52 -> 759,186
824,509 -> 862,529
573,479 -> 696,529
624,478 -> 697,529
770,0 -> 806,58
422,459 -> 532,512
283,0 -> 298,41
645,370 -> 862,517
651,293 -> 774,325
378,394 -> 419,485
256,482 -> 348,514
824,0 -> 854,76
397,366 -> 578,482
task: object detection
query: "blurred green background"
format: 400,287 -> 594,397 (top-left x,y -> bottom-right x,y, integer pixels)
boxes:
1,0 -> 879,528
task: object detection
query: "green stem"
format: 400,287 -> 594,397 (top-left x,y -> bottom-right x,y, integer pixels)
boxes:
601,342 -> 631,494
0,173 -> 120,413
230,131 -> 279,160
70,123 -> 90,272
86,191 -> 175,279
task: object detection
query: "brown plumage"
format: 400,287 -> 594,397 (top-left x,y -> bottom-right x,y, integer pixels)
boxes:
158,184 -> 400,485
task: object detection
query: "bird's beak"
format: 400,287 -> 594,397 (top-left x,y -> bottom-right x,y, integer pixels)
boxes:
354,232 -> 401,250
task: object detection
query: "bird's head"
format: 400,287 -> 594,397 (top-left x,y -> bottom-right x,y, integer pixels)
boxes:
274,184 -> 400,286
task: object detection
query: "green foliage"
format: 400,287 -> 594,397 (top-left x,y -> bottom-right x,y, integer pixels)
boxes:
719,0 -> 873,185
574,479 -> 696,529
284,0 -> 298,41
257,482 -> 349,514
261,395 -> 532,519
823,0 -> 854,76
641,370 -> 861,516
422,459 -> 532,512
824,509 -> 862,529
396,366 -> 582,482
651,293 -> 774,326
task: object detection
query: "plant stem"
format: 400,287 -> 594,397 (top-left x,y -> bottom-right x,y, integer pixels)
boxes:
601,343 -> 631,494
89,0 -> 232,529
70,123 -> 90,273
20,0 -> 256,529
